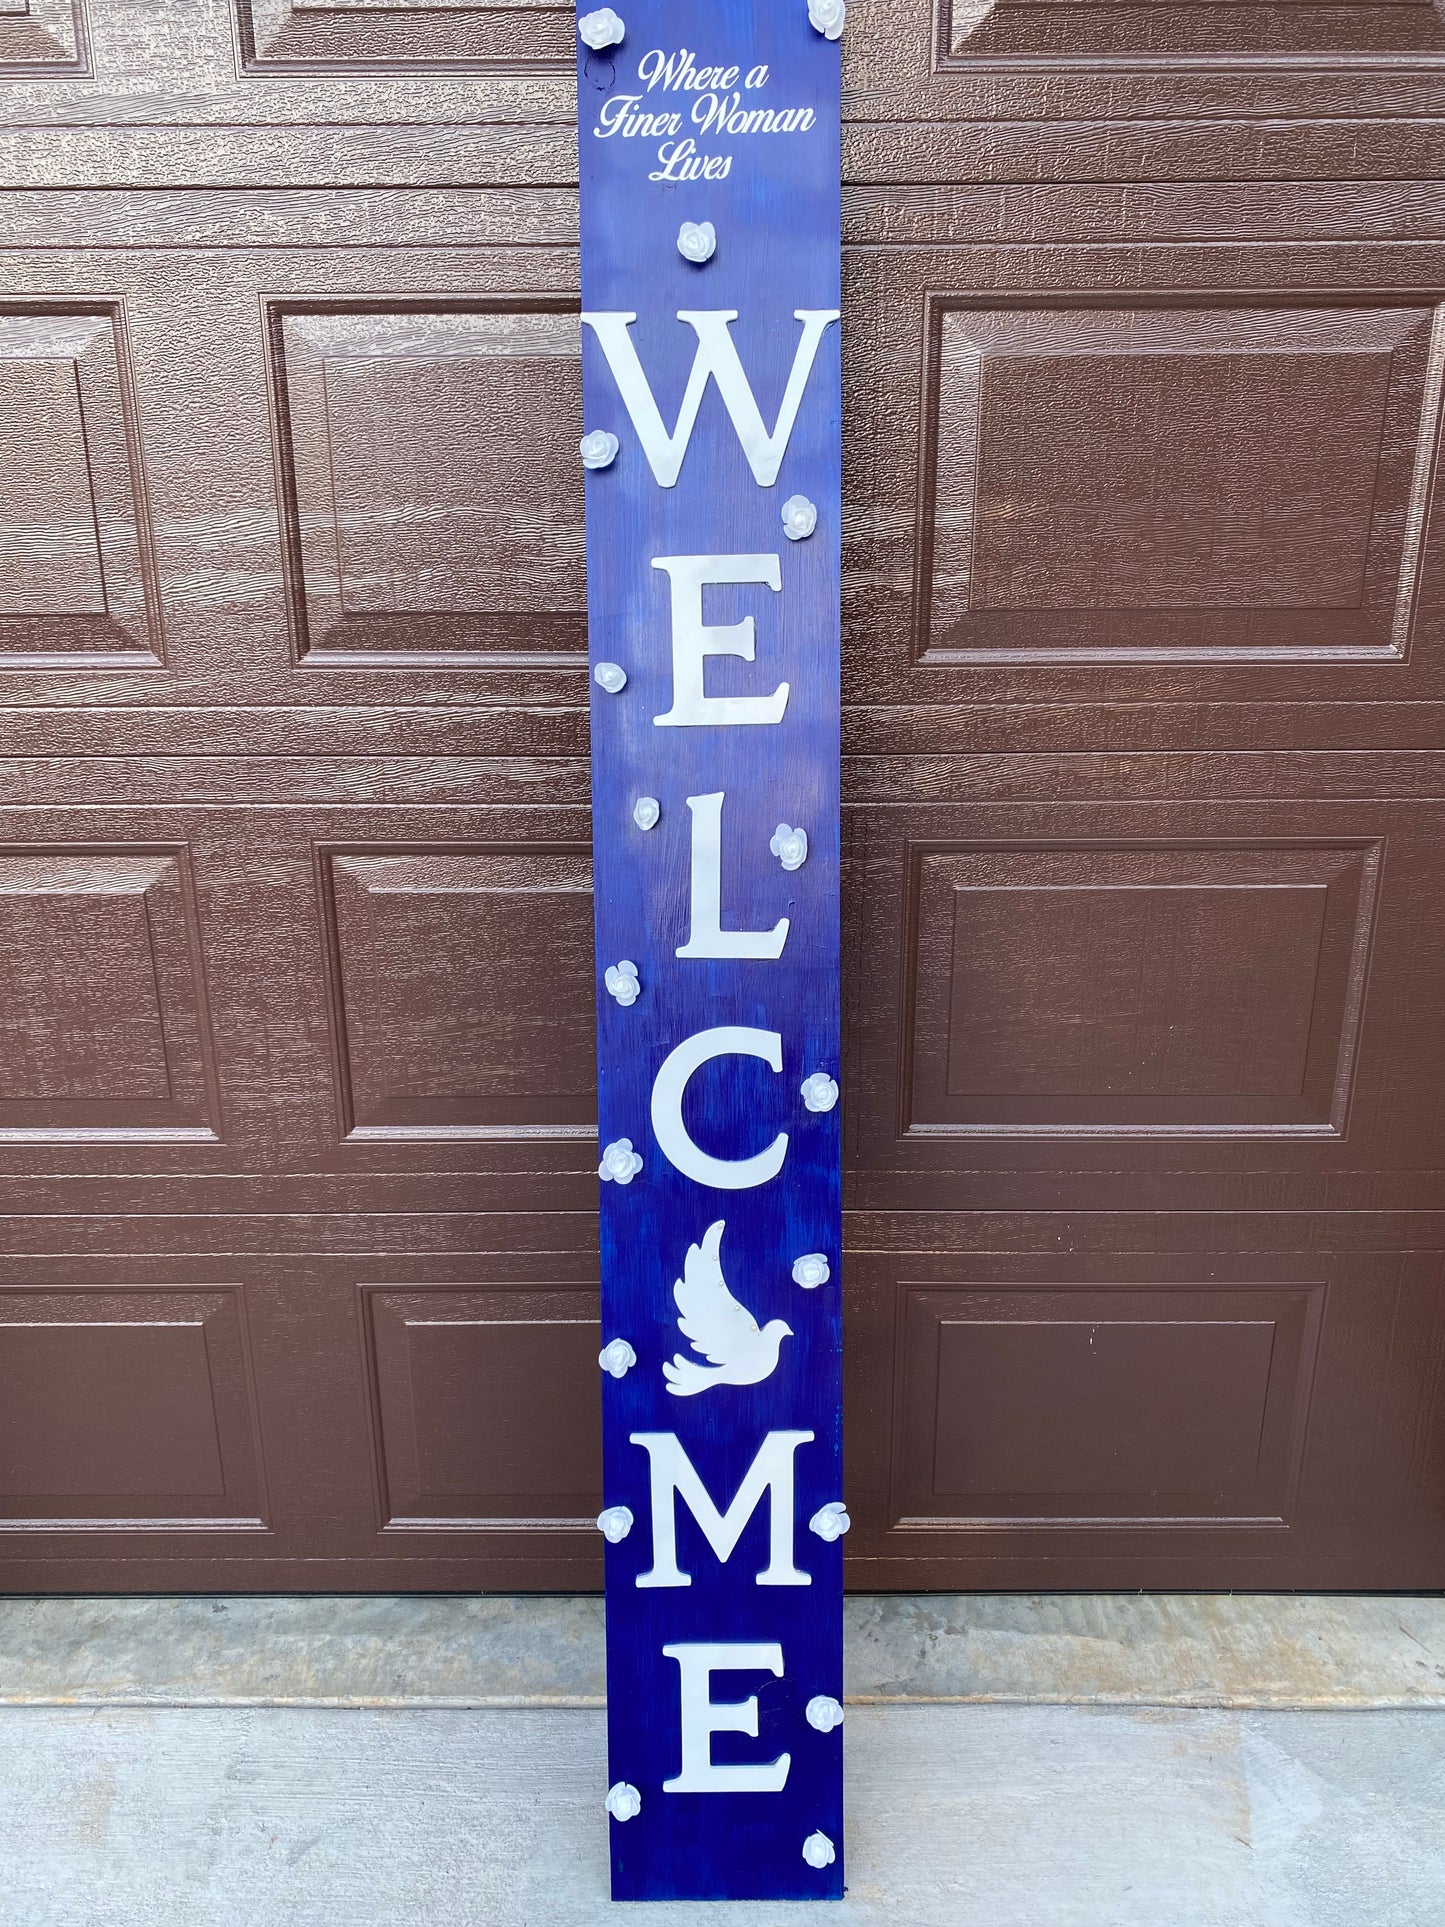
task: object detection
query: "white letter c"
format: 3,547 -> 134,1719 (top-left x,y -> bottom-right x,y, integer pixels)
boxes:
650,1026 -> 788,1190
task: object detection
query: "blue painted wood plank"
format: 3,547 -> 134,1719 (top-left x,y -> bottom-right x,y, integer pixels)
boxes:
576,0 -> 844,1902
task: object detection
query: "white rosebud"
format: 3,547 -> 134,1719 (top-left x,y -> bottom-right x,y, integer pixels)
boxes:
605,1780 -> 642,1821
781,494 -> 818,541
802,1830 -> 837,1868
580,429 -> 619,470
578,7 -> 625,51
792,1252 -> 830,1289
676,219 -> 717,264
809,1501 -> 850,1542
801,1071 -> 839,1113
598,1136 -> 643,1184
806,1695 -> 844,1733
807,0 -> 845,40
604,960 -> 641,1006
770,823 -> 808,873
598,1338 -> 637,1378
593,661 -> 627,694
597,1505 -> 634,1543
632,796 -> 660,831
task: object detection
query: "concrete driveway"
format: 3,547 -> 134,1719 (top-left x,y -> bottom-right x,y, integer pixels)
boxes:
1,1595 -> 1441,1926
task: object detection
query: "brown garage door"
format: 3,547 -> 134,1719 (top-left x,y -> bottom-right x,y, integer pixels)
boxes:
1,0 -> 1443,1592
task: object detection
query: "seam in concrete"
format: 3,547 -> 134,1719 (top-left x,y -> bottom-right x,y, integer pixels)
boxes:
1,1593 -> 1442,1709
0,1692 -> 1438,1712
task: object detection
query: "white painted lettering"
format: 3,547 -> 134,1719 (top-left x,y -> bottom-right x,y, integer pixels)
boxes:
579,308 -> 840,488
677,792 -> 789,960
652,553 -> 786,730
650,1025 -> 787,1189
632,1430 -> 813,1587
662,1643 -> 791,1794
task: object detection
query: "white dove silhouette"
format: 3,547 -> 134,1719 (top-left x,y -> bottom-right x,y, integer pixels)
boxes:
662,1219 -> 792,1397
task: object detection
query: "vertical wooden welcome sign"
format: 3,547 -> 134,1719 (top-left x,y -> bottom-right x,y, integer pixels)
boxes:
576,0 -> 844,1902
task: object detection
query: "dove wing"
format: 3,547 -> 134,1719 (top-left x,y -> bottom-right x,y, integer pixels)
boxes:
673,1219 -> 758,1367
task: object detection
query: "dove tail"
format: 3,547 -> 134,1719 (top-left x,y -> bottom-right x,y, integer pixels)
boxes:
662,1356 -> 709,1396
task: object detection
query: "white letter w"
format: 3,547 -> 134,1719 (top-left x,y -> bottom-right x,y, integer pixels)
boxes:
580,309 -> 840,488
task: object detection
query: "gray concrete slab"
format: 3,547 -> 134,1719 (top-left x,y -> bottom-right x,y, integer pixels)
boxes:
1,1592 -> 1442,1708
846,1593 -> 1445,1709
1,1703 -> 1442,1926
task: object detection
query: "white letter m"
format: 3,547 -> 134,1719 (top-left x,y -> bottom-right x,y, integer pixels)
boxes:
631,1429 -> 813,1587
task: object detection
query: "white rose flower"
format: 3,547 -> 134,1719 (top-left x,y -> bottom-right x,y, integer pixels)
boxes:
676,219 -> 717,264
770,823 -> 808,872
802,1830 -> 837,1868
578,7 -> 625,51
807,0 -> 845,40
606,1780 -> 642,1821
604,960 -> 641,1006
800,1071 -> 839,1113
781,494 -> 818,541
806,1695 -> 845,1733
809,1500 -> 850,1542
792,1252 -> 830,1289
596,1505 -> 634,1543
593,661 -> 627,694
598,1136 -> 643,1183
598,1338 -> 637,1378
632,796 -> 660,831
580,429 -> 619,470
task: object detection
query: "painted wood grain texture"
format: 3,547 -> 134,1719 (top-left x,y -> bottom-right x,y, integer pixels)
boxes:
576,0 -> 844,1900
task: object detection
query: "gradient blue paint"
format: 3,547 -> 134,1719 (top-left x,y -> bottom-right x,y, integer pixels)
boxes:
577,0 -> 843,1903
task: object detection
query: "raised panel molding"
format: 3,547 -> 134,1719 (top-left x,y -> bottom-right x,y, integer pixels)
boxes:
0,1282 -> 265,1528
361,1280 -> 602,1529
890,1278 -> 1323,1530
237,3 -> 571,80
0,311 -> 158,663
319,843 -> 596,1142
915,299 -> 1445,665
900,840 -> 1381,1138
0,847 -> 221,1142
937,0 -> 1445,66
270,304 -> 586,666
0,0 -> 88,73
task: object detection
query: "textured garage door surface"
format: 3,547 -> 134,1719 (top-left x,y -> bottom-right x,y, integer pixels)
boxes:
0,0 -> 1443,1589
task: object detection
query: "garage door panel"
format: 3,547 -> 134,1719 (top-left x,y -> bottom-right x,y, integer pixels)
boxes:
919,302 -> 1434,661
272,301 -> 587,669
0,1241 -> 604,1592
7,0 -> 1443,131
0,786 -> 1439,1206
0,239 -> 586,713
0,802 -> 598,1196
0,1215 -> 1434,1592
0,0 -> 85,74
904,839 -> 1375,1137
320,842 -> 596,1142
894,1281 -> 1318,1524
0,844 -> 221,1141
844,0 -> 1445,123
844,1239 -> 1445,1589
941,0 -> 1445,62
843,260 -> 1445,719
0,307 -> 158,663
846,790 -> 1445,1199
10,225 -> 1445,726
236,0 -> 574,73
362,1279 -> 601,1529
1,0 -> 1441,1595
0,1277 -> 265,1529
